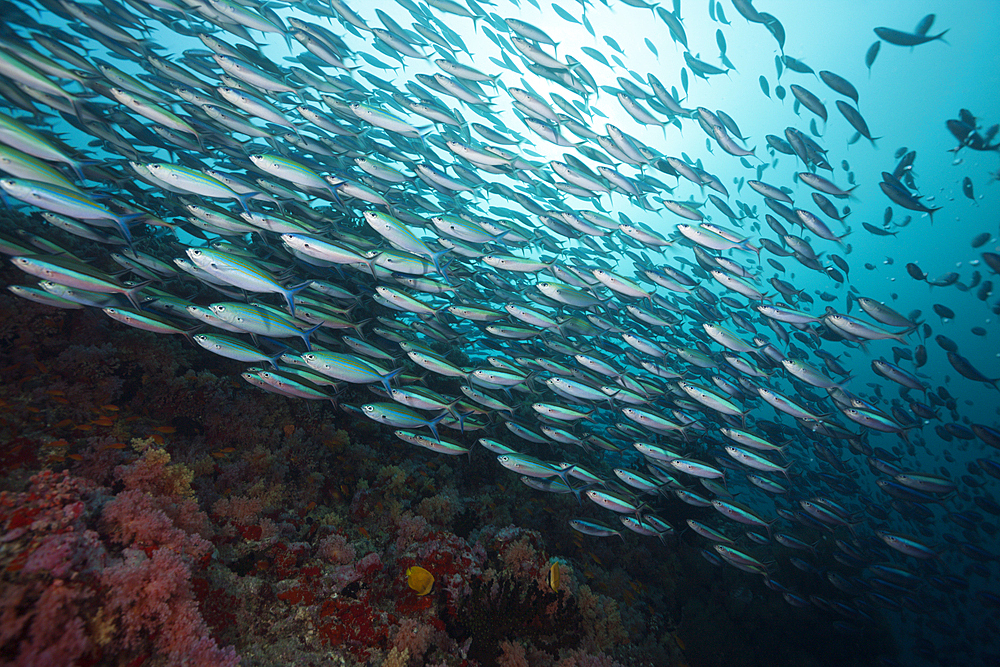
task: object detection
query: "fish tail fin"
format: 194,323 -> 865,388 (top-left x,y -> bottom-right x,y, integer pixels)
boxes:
300,322 -> 324,351
265,349 -> 287,371
234,191 -> 254,214
430,248 -> 452,282
282,281 -> 313,318
555,464 -> 577,490
124,280 -> 153,310
834,373 -> 855,389
67,159 -> 88,183
891,332 -> 911,346
325,179 -> 346,208
114,212 -> 146,247
350,318 -> 372,341
378,367 -> 406,394
181,324 -> 206,346
846,521 -> 860,541
426,410 -> 449,442
446,403 -> 470,434
362,252 -> 380,279
737,239 -> 761,257
632,504 -> 648,527
491,228 -> 513,245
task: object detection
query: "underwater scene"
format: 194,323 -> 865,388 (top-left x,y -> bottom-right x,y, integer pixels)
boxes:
0,0 -> 999,665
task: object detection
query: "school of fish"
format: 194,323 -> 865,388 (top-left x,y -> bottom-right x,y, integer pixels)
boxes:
1,0 -> 999,664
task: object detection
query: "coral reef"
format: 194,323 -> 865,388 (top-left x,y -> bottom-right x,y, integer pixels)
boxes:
0,264 -> 895,666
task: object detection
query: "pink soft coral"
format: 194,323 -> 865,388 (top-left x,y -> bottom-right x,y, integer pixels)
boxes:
102,489 -> 210,560
114,440 -> 193,498
0,581 -> 93,667
0,462 -> 239,667
393,512 -> 432,550
493,526 -> 548,584
317,533 -> 356,565
102,547 -> 239,667
390,617 -> 438,663
0,472 -> 105,667
101,440 -> 213,558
